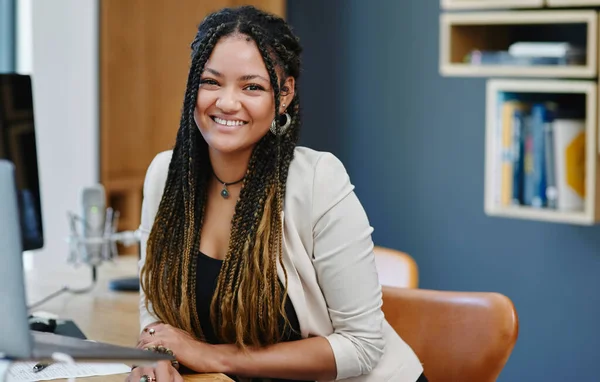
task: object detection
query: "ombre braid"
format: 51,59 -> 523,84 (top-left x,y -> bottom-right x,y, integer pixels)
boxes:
141,5 -> 304,349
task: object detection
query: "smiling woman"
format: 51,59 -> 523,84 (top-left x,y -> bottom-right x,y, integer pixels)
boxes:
129,5 -> 426,382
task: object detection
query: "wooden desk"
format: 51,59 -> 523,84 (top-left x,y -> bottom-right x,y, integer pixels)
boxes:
19,252 -> 232,382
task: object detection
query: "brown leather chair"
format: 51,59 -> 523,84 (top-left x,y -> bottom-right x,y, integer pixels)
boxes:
382,286 -> 519,382
373,245 -> 419,288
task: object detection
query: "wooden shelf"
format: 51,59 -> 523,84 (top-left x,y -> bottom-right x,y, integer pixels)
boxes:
546,0 -> 600,7
439,10 -> 598,78
485,79 -> 600,225
442,0 -> 544,10
484,205 -> 594,224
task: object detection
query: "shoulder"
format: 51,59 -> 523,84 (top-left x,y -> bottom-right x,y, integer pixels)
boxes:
144,150 -> 172,190
141,150 -> 173,220
287,147 -> 355,220
145,150 -> 173,179
289,146 -> 350,184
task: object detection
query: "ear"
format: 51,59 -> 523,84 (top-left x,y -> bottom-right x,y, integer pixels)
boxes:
279,76 -> 295,114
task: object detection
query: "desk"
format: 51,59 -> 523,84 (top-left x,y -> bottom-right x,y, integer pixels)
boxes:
20,252 -> 232,382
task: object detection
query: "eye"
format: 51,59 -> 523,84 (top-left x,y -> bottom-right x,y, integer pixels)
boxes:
244,84 -> 266,91
200,78 -> 219,88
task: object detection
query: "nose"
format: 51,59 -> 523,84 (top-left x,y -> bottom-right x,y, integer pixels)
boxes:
215,89 -> 241,113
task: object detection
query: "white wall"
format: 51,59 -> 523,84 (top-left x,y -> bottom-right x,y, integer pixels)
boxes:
22,0 -> 99,259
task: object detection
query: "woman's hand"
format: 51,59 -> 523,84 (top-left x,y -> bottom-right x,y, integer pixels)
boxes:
137,323 -> 221,373
126,360 -> 183,382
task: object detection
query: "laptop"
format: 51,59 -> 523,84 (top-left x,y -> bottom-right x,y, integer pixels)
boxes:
0,160 -> 172,364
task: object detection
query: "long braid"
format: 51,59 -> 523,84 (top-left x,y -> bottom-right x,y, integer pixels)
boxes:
182,24 -> 232,339
141,5 -> 304,349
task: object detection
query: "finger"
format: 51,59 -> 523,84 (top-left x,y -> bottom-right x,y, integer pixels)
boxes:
141,340 -> 164,351
127,367 -> 141,381
129,367 -> 154,382
154,361 -> 172,382
173,370 -> 184,382
143,323 -> 164,334
139,325 -> 164,348
138,334 -> 166,349
137,336 -> 153,349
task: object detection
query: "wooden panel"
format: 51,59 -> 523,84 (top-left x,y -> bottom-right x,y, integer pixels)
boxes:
100,0 -> 285,251
101,0 -> 229,183
231,0 -> 286,17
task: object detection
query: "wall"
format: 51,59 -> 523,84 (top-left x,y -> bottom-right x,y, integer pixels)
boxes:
0,0 -> 15,72
288,1 -> 600,380
25,0 -> 99,260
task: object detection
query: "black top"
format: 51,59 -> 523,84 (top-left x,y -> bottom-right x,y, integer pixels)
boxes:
195,251 -> 310,382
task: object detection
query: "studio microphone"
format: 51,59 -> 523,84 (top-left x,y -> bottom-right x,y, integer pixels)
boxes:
79,184 -> 106,265
28,184 -> 143,309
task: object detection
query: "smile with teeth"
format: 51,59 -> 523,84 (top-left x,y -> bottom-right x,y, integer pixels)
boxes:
212,117 -> 248,126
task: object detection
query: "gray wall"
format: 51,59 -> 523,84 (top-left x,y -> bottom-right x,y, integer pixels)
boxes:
0,0 -> 15,72
288,1 -> 600,380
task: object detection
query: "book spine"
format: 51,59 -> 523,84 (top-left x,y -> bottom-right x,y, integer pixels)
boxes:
530,102 -> 557,208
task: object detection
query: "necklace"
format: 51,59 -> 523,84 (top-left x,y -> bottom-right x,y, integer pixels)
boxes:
213,172 -> 245,199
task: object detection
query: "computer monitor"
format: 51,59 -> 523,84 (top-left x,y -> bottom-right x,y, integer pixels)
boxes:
0,74 -> 44,251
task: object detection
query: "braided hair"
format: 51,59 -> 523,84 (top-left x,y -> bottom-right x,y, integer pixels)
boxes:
140,5 -> 303,349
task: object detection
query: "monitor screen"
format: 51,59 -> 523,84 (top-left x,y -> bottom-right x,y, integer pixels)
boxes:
0,74 -> 44,251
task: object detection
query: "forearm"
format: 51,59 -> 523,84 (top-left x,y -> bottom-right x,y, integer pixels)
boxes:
213,336 -> 337,381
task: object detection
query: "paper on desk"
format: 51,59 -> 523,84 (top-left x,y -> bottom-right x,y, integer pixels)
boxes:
5,362 -> 130,381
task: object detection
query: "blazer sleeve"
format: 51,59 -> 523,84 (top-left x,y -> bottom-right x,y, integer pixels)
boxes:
138,151 -> 171,332
311,153 -> 385,380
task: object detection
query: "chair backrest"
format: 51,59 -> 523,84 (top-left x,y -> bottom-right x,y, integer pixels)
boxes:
373,245 -> 419,288
381,286 -> 518,382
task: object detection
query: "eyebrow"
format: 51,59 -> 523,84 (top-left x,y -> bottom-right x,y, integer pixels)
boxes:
204,68 -> 270,83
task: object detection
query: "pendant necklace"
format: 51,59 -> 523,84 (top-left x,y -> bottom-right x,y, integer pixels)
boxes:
213,172 -> 245,199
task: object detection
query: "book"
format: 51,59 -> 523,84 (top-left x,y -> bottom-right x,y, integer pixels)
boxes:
553,119 -> 585,211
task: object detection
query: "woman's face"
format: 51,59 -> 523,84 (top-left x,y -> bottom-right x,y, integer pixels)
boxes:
194,34 -> 294,156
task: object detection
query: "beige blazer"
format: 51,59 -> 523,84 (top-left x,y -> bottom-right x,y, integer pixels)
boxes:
138,146 -> 423,381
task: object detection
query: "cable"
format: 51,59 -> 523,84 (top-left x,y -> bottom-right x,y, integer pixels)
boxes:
27,265 -> 98,312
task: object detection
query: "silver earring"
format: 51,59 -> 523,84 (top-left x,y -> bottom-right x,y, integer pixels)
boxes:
270,113 -> 292,136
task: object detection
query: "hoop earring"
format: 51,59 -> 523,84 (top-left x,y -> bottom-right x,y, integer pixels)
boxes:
270,113 -> 292,136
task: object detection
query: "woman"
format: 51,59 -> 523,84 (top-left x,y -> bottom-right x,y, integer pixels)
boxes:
127,5 -> 426,382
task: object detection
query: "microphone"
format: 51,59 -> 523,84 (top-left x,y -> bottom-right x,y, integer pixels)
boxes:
28,184 -> 143,309
80,185 -> 106,265
66,184 -> 140,267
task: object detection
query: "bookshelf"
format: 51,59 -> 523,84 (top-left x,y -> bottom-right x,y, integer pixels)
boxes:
439,10 -> 597,78
485,80 -> 600,225
439,1 -> 600,224
441,0 -> 544,10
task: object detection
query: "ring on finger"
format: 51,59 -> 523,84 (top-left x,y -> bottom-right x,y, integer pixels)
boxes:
148,328 -> 156,336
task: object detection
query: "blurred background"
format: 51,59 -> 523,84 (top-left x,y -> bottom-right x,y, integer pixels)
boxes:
3,0 -> 600,380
